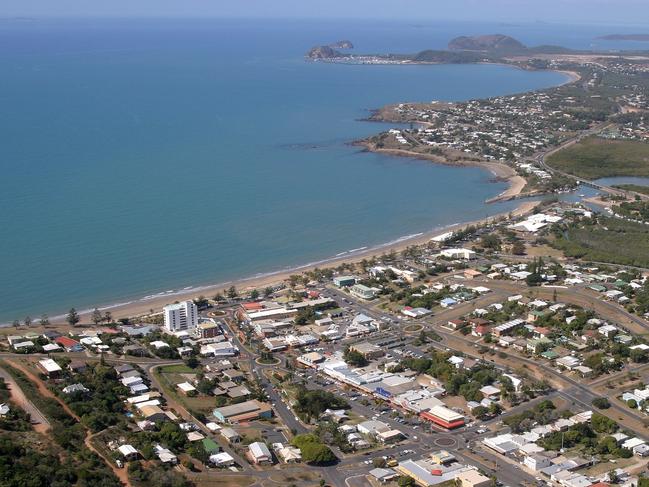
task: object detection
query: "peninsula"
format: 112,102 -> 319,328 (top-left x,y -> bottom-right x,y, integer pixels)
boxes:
306,34 -> 649,206
597,33 -> 649,41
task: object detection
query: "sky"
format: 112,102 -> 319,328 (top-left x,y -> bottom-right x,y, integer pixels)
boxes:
1,0 -> 648,25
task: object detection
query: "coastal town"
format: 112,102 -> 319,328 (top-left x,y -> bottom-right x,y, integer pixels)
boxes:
3,28 -> 649,487
5,192 -> 649,487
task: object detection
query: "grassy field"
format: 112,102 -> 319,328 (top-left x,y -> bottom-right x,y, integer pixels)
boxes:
552,216 -> 649,267
547,136 -> 649,179
613,183 -> 649,195
154,366 -> 216,415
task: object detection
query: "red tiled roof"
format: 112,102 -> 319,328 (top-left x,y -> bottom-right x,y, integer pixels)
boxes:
55,336 -> 80,347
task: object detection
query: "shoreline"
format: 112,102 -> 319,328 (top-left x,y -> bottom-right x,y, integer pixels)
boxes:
40,199 -> 540,325
356,143 -> 527,203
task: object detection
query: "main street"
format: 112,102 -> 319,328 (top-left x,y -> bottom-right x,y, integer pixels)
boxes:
319,276 -> 649,465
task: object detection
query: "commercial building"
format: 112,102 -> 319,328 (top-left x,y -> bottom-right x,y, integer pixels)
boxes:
420,405 -> 464,429
245,307 -> 297,322
196,321 -> 221,338
333,275 -> 356,287
350,342 -> 384,360
456,470 -> 491,487
439,248 -> 476,260
212,399 -> 273,423
395,459 -> 470,486
163,301 -> 198,333
350,284 -> 376,300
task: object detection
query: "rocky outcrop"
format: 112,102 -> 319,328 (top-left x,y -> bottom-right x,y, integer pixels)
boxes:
448,34 -> 526,52
306,45 -> 341,60
330,40 -> 354,49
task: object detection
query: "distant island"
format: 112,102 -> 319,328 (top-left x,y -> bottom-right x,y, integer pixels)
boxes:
597,34 -> 649,41
306,45 -> 341,60
305,33 -> 578,62
448,34 -> 525,51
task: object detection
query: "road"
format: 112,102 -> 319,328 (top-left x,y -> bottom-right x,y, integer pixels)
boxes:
317,276 -> 649,473
0,365 -> 49,431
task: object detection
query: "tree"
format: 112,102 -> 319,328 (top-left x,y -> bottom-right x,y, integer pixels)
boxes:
263,287 -> 274,298
103,311 -> 112,323
193,295 -> 209,310
185,357 -> 200,369
630,348 -> 649,363
39,314 -> 50,327
372,457 -> 387,468
592,397 -> 611,409
473,406 -> 490,420
398,476 -> 416,487
481,234 -> 501,251
91,308 -> 103,325
511,240 -> 526,255
526,272 -> 543,287
250,289 -> 260,300
591,413 -> 618,434
343,347 -> 368,367
226,286 -> 238,299
23,316 -> 32,327
67,308 -> 80,327
291,436 -> 335,465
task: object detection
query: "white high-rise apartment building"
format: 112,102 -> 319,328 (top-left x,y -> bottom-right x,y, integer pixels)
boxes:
163,300 -> 198,332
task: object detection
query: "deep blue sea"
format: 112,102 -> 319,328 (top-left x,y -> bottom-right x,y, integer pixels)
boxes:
0,18 -> 641,322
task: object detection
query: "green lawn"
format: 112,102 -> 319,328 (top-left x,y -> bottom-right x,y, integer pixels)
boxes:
547,136 -> 649,179
154,368 -> 215,415
157,364 -> 195,374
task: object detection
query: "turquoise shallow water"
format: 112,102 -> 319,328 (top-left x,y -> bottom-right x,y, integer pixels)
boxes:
0,19 -> 573,322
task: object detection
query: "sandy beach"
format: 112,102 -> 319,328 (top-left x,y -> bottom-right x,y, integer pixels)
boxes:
53,137 -> 538,325
59,199 -> 539,325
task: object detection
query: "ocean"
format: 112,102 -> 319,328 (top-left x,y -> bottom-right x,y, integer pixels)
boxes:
0,18 -> 635,322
